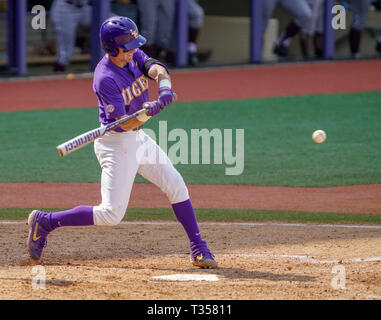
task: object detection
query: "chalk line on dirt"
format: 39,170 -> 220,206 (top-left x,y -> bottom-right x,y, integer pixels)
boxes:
2,220 -> 381,229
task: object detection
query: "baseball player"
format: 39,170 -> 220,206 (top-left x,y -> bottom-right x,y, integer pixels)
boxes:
27,16 -> 218,269
188,0 -> 205,65
377,36 -> 381,53
262,0 -> 312,57
345,0 -> 372,59
309,0 -> 372,59
136,0 -> 176,60
273,0 -> 324,58
50,0 -> 92,72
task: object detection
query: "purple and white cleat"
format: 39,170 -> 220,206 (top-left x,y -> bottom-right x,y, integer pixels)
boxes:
190,240 -> 218,269
27,210 -> 52,260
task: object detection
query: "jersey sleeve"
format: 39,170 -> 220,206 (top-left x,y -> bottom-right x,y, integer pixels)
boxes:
96,76 -> 126,119
133,48 -> 170,79
133,48 -> 150,69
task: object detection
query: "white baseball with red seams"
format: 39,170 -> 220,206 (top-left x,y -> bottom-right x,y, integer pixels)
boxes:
312,130 -> 327,143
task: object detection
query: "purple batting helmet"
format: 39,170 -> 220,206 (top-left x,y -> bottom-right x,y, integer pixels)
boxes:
100,16 -> 146,57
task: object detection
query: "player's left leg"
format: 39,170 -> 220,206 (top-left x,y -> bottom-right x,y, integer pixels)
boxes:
136,131 -> 218,269
27,131 -> 140,260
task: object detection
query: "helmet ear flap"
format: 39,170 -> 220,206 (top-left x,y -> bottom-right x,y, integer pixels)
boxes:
103,44 -> 119,57
109,47 -> 119,57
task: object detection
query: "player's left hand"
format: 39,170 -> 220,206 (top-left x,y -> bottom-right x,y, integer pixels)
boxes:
158,87 -> 174,107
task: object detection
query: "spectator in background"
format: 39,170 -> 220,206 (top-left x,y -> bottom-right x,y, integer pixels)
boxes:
376,35 -> 381,53
373,0 -> 381,53
50,0 -> 93,72
273,0 -> 324,59
188,0 -> 205,66
262,0 -> 312,58
345,0 -> 372,59
137,0 -> 176,61
111,0 -> 138,22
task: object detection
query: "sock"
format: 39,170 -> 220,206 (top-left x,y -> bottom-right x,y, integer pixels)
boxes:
188,27 -> 200,44
172,199 -> 202,245
349,27 -> 362,55
49,206 -> 94,230
277,21 -> 301,47
314,32 -> 324,57
188,42 -> 198,54
300,34 -> 309,57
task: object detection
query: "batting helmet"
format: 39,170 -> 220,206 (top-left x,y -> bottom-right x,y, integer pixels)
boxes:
100,16 -> 146,57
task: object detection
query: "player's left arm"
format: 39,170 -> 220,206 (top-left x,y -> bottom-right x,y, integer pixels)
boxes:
134,49 -> 175,107
147,63 -> 175,107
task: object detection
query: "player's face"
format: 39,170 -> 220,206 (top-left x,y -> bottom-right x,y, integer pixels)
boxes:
118,48 -> 136,63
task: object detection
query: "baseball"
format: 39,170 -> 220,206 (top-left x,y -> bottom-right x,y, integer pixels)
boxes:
312,130 -> 327,143
66,73 -> 75,80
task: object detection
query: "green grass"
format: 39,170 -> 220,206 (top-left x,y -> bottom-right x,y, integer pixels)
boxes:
2,208 -> 381,224
1,91 -> 381,186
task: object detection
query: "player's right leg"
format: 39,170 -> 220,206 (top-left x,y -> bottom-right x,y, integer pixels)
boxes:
27,206 -> 94,260
27,131 -> 139,260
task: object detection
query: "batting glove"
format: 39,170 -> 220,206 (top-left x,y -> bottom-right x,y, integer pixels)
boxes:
158,87 -> 174,107
146,101 -> 162,117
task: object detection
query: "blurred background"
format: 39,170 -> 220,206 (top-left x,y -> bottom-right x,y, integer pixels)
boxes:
1,0 -> 381,77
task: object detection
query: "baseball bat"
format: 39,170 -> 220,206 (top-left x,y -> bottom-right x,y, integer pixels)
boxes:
56,93 -> 177,157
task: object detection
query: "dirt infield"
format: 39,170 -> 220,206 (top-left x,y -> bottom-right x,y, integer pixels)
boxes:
1,221 -> 380,299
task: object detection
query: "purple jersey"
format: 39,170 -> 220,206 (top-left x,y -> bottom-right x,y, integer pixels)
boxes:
93,49 -> 151,126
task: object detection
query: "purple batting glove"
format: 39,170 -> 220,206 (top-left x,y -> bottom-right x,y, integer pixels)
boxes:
158,87 -> 174,107
146,101 -> 161,117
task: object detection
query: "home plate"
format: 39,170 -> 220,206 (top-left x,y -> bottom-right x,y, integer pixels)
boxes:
152,274 -> 219,282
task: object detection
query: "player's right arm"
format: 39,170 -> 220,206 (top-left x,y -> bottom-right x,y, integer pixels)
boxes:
95,76 -> 129,131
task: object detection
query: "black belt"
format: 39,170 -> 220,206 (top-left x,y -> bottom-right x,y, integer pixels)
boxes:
66,0 -> 84,8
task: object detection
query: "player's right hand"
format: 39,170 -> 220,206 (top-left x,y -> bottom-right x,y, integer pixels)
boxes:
146,101 -> 162,117
158,87 -> 174,107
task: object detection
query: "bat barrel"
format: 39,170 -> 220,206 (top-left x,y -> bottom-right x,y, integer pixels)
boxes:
56,127 -> 105,157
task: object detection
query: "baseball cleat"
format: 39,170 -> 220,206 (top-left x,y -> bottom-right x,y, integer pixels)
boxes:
273,43 -> 289,57
27,210 -> 52,260
190,241 -> 218,269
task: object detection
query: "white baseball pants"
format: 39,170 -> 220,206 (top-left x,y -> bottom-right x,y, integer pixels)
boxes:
92,129 -> 189,226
